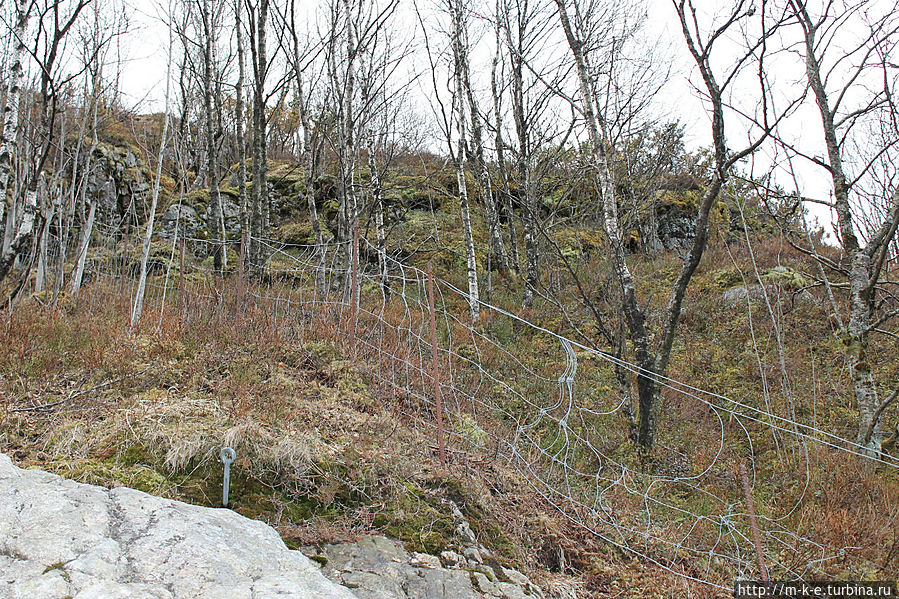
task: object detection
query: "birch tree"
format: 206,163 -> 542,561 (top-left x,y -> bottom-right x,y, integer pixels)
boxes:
769,0 -> 899,457
447,0 -> 480,319
0,0 -> 93,289
554,0 -> 784,451
131,19 -> 174,327
199,0 -> 225,272
0,0 -> 29,237
274,0 -> 326,291
234,0 -> 248,249
0,0 -> 32,285
497,0 -> 566,307
246,0 -> 270,271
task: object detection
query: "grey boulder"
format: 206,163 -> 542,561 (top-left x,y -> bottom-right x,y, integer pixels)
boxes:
0,453 -> 358,599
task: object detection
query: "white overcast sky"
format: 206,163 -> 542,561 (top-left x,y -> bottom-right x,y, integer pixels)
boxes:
113,0 -> 899,235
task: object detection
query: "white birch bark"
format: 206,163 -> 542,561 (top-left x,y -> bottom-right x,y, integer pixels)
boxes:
789,0 -> 894,456
0,0 -> 28,267
234,0 -> 248,251
0,0 -> 28,226
69,197 -> 96,298
131,25 -> 174,327
0,187 -> 36,282
450,0 -> 480,320
490,20 -> 519,272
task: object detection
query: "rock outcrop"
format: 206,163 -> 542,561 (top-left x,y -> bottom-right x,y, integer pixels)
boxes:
0,454 -> 546,599
304,535 -> 543,599
0,453 -> 357,599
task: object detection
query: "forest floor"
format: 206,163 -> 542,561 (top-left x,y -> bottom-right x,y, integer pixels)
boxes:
1,218 -> 898,597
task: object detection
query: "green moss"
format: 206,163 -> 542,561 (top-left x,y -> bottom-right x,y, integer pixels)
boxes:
712,268 -> 743,289
276,220 -> 316,245
42,561 -> 72,583
187,189 -> 211,210
42,562 -> 68,575
373,483 -> 456,554
657,188 -> 702,210
468,566 -> 496,582
761,265 -> 808,288
121,443 -> 153,466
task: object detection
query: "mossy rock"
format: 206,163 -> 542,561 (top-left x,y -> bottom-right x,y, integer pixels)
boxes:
276,220 -> 316,245
761,266 -> 808,288
657,188 -> 702,211
712,268 -> 743,289
187,189 -> 212,210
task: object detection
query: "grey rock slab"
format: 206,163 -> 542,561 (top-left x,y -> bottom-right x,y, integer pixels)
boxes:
313,536 -> 544,599
721,284 -> 767,306
409,552 -> 441,569
0,453 -> 358,599
403,568 -> 480,599
462,546 -> 483,564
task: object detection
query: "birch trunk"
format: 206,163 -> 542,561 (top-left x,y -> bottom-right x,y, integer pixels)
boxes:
69,198 -> 97,298
339,0 -> 357,281
0,0 -> 27,226
202,0 -> 224,272
0,187 -> 37,282
131,26 -> 173,327
457,152 -> 480,320
506,17 -> 538,306
555,0 -> 655,447
69,82 -> 102,299
285,0 -> 325,293
458,23 -> 508,275
491,12 -> 519,273
450,0 -> 480,320
248,0 -> 269,272
0,0 -> 29,277
301,76 -> 326,294
793,2 -> 887,456
131,115 -> 171,326
234,0 -> 248,248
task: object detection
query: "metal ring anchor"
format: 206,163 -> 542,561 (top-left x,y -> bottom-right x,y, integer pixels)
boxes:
220,447 -> 236,507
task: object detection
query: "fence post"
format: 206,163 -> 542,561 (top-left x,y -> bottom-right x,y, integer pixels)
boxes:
120,213 -> 131,300
238,231 -> 246,309
739,461 -> 769,582
350,222 -> 359,358
178,237 -> 186,323
427,261 -> 447,469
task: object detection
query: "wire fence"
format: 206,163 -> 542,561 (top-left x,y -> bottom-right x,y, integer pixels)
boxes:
38,224 -> 899,594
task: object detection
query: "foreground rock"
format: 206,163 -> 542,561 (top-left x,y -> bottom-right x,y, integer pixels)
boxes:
303,535 -> 543,599
0,453 -> 358,599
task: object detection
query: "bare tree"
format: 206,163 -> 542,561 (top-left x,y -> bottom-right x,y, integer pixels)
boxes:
496,0 -> 568,307
553,0 -> 782,450
273,0 -> 327,291
234,0 -> 248,246
447,0 -> 481,319
246,0 -> 270,271
199,0 -> 225,272
132,21 -> 174,327
769,0 -> 899,457
325,0 -> 399,296
0,0 -> 33,285
0,0 -> 30,240
0,0 -> 93,290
